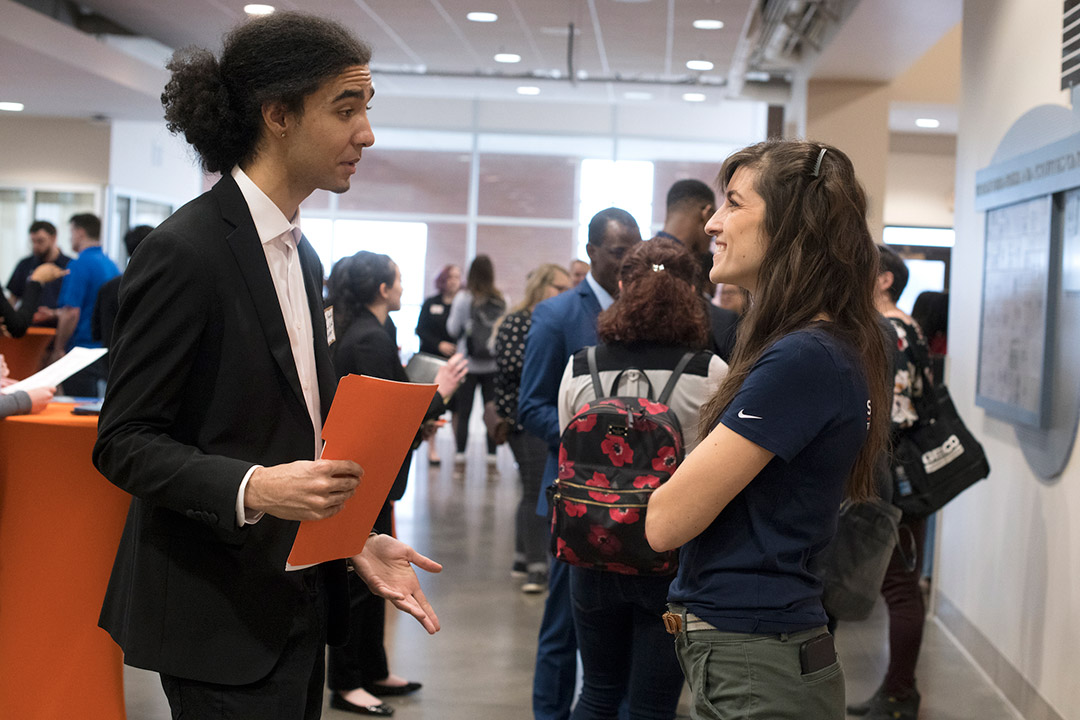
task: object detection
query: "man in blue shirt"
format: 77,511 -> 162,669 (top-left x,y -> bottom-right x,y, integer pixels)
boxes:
519,207 -> 641,720
53,213 -> 119,396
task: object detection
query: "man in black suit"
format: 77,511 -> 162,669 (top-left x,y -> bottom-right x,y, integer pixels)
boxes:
93,13 -> 440,719
653,179 -> 740,361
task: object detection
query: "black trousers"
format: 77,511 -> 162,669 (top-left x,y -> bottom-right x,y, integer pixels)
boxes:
453,372 -> 496,453
159,568 -> 327,720
326,503 -> 394,692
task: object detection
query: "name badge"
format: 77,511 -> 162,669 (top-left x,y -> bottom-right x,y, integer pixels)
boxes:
431,304 -> 445,315
324,306 -> 336,345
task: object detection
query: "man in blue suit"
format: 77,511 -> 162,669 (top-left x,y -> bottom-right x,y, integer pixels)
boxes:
519,207 -> 642,720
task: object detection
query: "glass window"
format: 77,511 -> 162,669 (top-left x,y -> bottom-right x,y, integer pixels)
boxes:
423,223 -> 467,299
338,150 -> 471,215
476,225 -> 576,305
477,154 -> 577,219
577,160 -> 653,258
134,199 -> 173,228
33,191 -> 97,256
0,189 -> 29,288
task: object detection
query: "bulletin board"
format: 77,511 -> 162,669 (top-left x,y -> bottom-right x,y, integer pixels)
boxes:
975,194 -> 1058,428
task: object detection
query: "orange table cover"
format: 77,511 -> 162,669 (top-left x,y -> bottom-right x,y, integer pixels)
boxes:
0,404 -> 130,719
0,327 -> 56,380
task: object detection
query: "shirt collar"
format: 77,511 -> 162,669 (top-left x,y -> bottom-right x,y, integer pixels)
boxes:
654,230 -> 683,245
231,166 -> 302,247
584,271 -> 614,311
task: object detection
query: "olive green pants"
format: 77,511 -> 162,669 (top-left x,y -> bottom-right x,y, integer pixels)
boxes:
669,606 -> 845,720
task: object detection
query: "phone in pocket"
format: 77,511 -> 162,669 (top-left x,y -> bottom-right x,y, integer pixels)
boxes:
799,633 -> 836,674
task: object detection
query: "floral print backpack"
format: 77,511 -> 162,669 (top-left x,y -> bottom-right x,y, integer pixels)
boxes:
548,347 -> 695,576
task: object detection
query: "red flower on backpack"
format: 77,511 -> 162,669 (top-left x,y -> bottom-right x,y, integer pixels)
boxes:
587,525 -> 622,556
651,446 -> 677,472
632,416 -> 658,433
573,414 -> 598,433
633,475 -> 660,489
601,435 -> 633,466
586,472 -> 620,503
558,445 -> 575,480
603,562 -> 640,575
556,537 -> 581,564
641,399 -> 669,415
609,507 -> 640,524
563,500 -> 587,518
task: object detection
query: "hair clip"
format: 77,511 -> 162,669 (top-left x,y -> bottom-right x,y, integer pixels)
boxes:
811,147 -> 827,178
652,263 -> 665,272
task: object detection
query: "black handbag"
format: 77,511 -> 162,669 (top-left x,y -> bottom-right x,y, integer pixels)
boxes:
891,383 -> 990,518
814,498 -> 911,621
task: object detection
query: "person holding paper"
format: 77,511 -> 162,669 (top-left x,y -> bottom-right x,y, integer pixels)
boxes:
0,354 -> 54,417
92,13 -> 444,720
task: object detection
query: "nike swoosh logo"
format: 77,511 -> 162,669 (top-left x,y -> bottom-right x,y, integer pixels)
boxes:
737,409 -> 762,420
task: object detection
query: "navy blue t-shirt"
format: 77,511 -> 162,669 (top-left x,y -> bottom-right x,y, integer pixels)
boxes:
667,326 -> 870,633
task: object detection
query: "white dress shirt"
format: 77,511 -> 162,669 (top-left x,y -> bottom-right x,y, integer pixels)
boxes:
231,166 -> 323,525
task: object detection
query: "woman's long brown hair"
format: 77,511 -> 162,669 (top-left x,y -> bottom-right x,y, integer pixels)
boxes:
698,140 -> 890,502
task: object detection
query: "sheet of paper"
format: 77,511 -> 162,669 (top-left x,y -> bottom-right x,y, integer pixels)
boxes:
286,374 -> 437,569
0,347 -> 107,395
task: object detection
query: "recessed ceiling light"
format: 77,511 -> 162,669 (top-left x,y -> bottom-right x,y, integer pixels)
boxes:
517,86 -> 541,95
682,93 -> 706,103
915,117 -> 941,129
0,102 -> 24,112
693,19 -> 724,30
623,91 -> 652,100
467,12 -> 498,22
243,4 -> 274,15
494,53 -> 522,63
686,60 -> 714,71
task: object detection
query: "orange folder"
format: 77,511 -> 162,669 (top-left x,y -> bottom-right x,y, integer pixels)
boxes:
287,374 -> 437,568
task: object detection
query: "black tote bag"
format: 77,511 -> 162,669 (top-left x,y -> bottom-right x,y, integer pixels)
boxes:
891,383 -> 991,518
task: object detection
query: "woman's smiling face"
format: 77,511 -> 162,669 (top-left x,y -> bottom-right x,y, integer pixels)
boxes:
705,165 -> 767,295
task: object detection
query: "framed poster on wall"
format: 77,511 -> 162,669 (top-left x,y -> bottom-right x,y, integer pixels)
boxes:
975,194 -> 1059,428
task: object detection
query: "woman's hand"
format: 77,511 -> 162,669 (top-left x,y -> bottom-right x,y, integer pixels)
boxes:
437,341 -> 457,357
27,386 -> 56,414
29,263 -> 69,284
434,353 -> 468,401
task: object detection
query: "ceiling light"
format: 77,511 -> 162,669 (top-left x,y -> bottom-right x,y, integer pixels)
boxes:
623,91 -> 652,100
243,4 -> 275,15
693,19 -> 724,30
517,86 -> 541,95
0,102 -> 24,112
686,60 -> 714,71
915,117 -> 941,129
467,12 -> 498,22
682,93 -> 706,103
494,53 -> 522,63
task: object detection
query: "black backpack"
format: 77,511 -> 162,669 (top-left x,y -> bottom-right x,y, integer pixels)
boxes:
549,347 -> 696,576
466,295 -> 505,360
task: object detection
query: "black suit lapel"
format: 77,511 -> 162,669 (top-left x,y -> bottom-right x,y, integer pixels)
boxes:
214,177 -> 308,414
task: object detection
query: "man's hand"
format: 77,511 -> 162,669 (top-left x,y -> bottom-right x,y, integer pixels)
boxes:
31,308 -> 57,325
437,340 -> 456,357
351,533 -> 442,634
244,459 -> 362,521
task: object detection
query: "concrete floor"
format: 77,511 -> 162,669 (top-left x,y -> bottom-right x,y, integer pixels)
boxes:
121,424 -> 1021,720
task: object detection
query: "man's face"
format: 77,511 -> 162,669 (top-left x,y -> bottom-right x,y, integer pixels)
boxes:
69,224 -> 89,253
284,65 -> 376,198
587,221 -> 641,297
30,230 -> 56,261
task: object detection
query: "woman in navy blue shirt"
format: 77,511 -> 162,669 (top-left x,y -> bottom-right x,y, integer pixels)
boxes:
647,141 -> 890,719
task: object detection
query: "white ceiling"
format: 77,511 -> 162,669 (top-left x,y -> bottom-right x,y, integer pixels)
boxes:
0,0 -> 960,132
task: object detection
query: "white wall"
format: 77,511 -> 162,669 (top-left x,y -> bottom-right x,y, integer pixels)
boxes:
108,121 -> 202,206
942,1 -> 1078,718
885,135 -> 956,227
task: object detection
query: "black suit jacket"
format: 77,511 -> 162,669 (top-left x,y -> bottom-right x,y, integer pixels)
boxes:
93,175 -> 348,685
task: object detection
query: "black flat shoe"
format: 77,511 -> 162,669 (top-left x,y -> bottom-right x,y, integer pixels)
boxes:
330,693 -> 395,716
362,680 -> 422,697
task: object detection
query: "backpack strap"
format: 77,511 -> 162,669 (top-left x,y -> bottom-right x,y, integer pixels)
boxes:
608,367 -> 657,400
586,346 -> 605,400
657,352 -> 698,405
